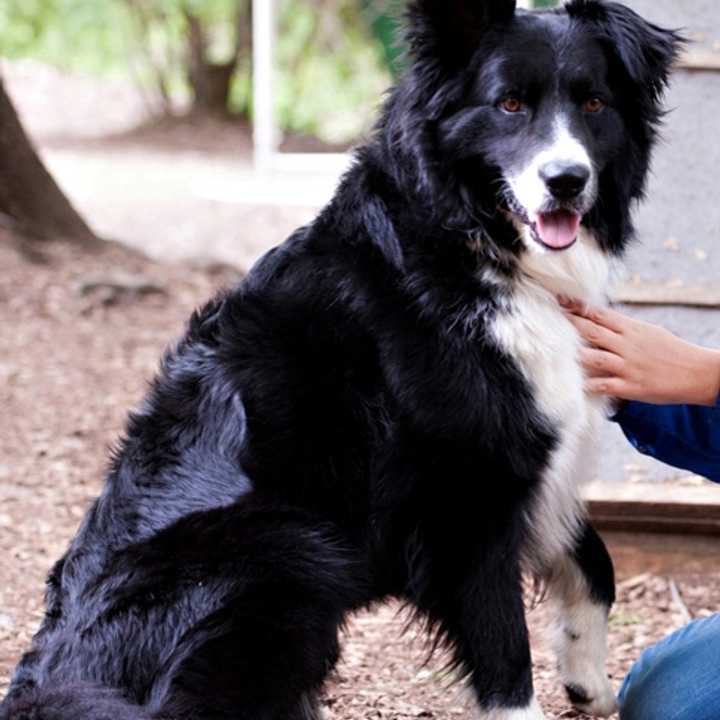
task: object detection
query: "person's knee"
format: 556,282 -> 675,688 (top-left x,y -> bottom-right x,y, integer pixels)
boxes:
618,675 -> 672,720
619,615 -> 720,720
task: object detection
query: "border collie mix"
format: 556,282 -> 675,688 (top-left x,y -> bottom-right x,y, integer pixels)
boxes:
1,2 -> 680,719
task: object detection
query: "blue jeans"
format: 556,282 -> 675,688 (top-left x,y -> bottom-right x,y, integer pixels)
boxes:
619,614 -> 720,720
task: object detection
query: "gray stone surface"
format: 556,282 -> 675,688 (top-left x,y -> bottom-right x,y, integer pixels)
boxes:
621,0 -> 719,41
594,0 -> 720,483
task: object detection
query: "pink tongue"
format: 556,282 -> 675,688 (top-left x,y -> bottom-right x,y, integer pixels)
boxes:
536,210 -> 581,249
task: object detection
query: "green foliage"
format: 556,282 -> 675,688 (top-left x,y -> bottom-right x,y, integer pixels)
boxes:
362,0 -> 406,78
275,0 -> 392,142
0,0 -> 393,141
0,0 -> 251,71
0,0 -> 131,74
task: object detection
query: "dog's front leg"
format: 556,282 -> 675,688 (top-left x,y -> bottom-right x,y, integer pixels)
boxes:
460,567 -> 549,720
544,520 -> 617,717
410,548 -> 548,720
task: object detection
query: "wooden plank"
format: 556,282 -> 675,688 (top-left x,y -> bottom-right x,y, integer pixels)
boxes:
583,481 -> 720,535
611,282 -> 720,308
677,50 -> 720,72
589,502 -> 720,535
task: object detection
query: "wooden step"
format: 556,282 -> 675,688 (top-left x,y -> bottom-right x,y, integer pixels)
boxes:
583,481 -> 720,535
611,282 -> 720,308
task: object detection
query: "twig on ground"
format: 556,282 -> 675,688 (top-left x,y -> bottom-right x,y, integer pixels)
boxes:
77,272 -> 167,312
669,578 -> 693,625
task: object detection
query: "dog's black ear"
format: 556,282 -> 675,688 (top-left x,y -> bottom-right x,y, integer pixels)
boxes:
601,2 -> 683,99
567,1 -> 683,101
407,0 -> 517,69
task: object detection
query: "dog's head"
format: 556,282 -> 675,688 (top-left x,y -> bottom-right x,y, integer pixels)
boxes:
384,0 -> 682,257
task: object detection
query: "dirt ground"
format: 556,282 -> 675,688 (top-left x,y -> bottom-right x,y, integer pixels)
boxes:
1,236 -> 719,719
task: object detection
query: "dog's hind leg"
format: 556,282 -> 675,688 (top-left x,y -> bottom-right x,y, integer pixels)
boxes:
0,682 -> 156,720
1,507 -> 350,720
137,503 -> 362,720
149,575 -> 344,720
287,692 -> 327,720
544,519 -> 617,718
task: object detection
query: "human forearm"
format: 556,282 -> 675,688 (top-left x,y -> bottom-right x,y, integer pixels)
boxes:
693,346 -> 720,406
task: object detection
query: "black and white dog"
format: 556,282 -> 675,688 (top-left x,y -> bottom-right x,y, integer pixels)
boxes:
1,2 -> 680,719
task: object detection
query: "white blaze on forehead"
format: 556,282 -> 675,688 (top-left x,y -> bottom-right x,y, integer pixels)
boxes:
507,116 -> 594,220
544,117 -> 592,171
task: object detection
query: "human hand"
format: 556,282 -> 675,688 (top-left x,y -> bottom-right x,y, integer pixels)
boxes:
559,297 -> 720,406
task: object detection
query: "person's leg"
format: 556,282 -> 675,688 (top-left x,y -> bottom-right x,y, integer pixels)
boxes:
619,613 -> 720,720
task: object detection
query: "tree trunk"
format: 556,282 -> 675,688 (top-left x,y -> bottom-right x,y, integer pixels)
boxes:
184,1 -> 252,117
188,59 -> 239,116
0,75 -> 97,244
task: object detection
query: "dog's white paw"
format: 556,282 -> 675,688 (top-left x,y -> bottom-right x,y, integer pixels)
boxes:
552,599 -> 617,717
559,626 -> 617,717
563,673 -> 617,717
475,696 -> 548,720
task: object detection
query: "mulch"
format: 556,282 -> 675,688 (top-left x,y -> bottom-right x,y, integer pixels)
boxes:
1,237 -> 718,718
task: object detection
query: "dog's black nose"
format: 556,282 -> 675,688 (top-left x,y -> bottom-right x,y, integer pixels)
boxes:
540,162 -> 590,199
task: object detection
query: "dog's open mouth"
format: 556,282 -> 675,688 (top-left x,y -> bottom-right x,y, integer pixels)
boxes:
504,196 -> 582,252
532,209 -> 581,251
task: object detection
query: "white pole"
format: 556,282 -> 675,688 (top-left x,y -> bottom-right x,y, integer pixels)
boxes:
253,0 -> 278,170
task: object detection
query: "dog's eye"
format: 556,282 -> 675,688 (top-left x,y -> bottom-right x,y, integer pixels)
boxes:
583,97 -> 606,113
500,97 -> 524,114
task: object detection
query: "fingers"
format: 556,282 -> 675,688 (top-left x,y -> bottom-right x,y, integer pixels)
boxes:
565,313 -> 622,353
585,377 -> 632,399
580,348 -> 630,399
557,298 -> 640,400
579,347 -> 624,378
558,296 -> 628,334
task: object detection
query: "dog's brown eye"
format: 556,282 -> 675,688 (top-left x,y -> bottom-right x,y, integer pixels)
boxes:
501,97 -> 524,113
583,97 -> 605,113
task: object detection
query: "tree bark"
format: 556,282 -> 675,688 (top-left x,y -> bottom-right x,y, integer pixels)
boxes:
0,75 -> 97,244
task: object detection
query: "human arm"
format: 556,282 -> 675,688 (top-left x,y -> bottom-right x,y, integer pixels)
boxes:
560,298 -> 720,481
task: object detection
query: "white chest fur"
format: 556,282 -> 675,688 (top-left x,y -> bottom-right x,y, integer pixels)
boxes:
490,228 -> 612,568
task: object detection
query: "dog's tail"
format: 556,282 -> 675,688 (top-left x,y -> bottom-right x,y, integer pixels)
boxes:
0,684 -> 155,720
